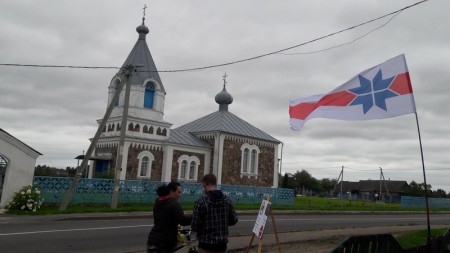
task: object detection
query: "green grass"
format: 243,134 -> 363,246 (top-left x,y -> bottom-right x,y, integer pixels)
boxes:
286,195 -> 450,212
395,228 -> 447,249
5,195 -> 448,215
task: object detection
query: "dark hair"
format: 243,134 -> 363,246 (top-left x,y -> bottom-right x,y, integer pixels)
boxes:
202,174 -> 217,186
167,181 -> 181,193
156,181 -> 181,197
156,184 -> 169,197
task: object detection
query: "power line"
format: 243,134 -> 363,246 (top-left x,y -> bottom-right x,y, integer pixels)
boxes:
0,0 -> 428,72
0,63 -> 119,70
276,12 -> 401,56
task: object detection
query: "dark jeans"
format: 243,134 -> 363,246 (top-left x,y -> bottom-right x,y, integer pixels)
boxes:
147,243 -> 173,253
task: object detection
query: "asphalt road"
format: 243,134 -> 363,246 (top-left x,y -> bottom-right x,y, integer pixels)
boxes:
0,212 -> 449,253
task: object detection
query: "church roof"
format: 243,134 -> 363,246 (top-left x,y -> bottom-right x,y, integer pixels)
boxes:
120,18 -> 164,92
0,128 -> 42,155
167,129 -> 211,148
175,111 -> 280,143
176,80 -> 280,143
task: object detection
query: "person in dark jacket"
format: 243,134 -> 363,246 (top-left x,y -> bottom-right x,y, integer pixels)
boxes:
191,174 -> 238,253
147,181 -> 192,253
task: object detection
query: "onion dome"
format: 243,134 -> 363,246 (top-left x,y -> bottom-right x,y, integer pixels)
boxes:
215,84 -> 233,111
136,18 -> 149,39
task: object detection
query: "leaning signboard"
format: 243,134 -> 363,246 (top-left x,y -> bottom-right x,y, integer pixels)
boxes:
252,199 -> 272,238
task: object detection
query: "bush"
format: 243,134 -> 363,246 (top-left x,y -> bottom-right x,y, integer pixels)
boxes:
5,185 -> 44,212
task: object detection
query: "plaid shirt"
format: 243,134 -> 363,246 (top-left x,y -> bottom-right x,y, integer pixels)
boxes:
191,190 -> 238,250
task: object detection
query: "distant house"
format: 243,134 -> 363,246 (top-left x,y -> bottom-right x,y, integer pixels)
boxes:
0,129 -> 42,208
334,180 -> 408,201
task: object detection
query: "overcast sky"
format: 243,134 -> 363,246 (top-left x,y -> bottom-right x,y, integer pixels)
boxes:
1,0 -> 449,192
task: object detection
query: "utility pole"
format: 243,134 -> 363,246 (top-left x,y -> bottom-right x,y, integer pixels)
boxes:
379,167 -> 382,201
379,167 -> 390,202
111,64 -> 141,208
59,65 -> 131,211
332,166 -> 344,198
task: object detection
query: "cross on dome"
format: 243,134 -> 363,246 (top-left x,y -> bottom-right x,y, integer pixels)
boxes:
222,72 -> 228,88
143,4 -> 147,18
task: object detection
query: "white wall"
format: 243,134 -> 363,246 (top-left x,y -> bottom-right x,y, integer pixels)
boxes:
0,132 -> 41,208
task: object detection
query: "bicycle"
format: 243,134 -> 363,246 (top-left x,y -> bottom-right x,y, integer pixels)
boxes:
173,228 -> 198,253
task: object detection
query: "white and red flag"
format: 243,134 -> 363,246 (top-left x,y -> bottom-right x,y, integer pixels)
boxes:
289,54 -> 416,131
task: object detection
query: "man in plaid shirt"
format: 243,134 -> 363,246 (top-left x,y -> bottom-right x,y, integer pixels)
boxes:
191,174 -> 238,253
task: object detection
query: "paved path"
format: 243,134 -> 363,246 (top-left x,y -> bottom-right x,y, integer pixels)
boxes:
2,210 -> 448,252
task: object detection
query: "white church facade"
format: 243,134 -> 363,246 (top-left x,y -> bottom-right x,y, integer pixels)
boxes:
87,17 -> 281,187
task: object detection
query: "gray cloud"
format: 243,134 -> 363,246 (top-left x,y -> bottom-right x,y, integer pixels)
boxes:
1,0 -> 449,191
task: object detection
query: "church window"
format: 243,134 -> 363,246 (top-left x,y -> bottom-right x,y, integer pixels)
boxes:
178,155 -> 200,181
144,82 -> 155,109
140,157 -> 149,177
180,161 -> 187,180
250,149 -> 257,174
242,149 -> 249,173
240,144 -> 260,178
128,123 -> 134,131
137,151 -> 154,178
189,161 -> 196,180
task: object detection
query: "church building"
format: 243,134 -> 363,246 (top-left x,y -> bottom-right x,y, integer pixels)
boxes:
88,16 -> 281,187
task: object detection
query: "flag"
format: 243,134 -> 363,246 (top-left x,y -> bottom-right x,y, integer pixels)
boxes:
289,54 -> 416,131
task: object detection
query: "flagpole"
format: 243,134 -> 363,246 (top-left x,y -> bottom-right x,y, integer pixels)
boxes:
414,112 -> 431,241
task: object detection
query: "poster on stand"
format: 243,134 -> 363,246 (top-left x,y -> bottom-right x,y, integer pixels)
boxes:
252,199 -> 272,238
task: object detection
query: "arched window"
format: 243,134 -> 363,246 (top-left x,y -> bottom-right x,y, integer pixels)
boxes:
140,157 -> 149,177
0,154 -> 7,169
250,149 -> 257,174
242,148 -> 249,173
240,143 -> 260,178
144,82 -> 155,109
0,154 -> 8,188
180,161 -> 188,180
178,155 -> 200,181
189,161 -> 196,180
137,151 -> 154,178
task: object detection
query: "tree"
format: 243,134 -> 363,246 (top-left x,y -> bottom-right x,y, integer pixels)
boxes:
432,188 -> 448,198
281,173 -> 297,189
34,165 -> 57,176
320,178 -> 337,192
65,167 -> 77,177
293,169 -> 322,192
404,181 -> 432,197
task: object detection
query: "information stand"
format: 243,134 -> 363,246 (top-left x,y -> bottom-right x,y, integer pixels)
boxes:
245,196 -> 281,253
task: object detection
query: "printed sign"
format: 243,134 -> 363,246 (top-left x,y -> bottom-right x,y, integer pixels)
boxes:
252,199 -> 272,238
